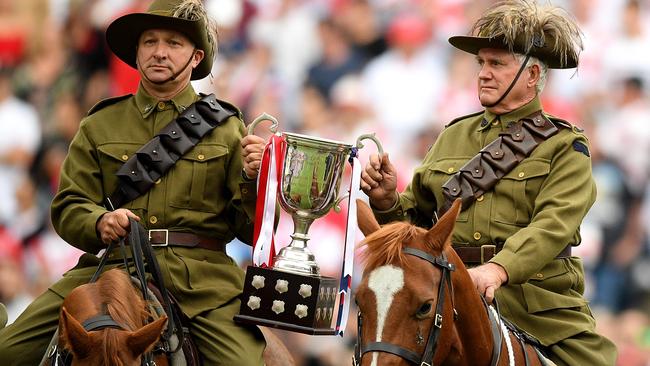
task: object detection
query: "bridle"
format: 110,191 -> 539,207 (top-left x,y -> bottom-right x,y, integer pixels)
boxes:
354,247 -> 456,366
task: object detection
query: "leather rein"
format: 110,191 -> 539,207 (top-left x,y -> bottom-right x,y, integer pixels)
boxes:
354,247 -> 456,366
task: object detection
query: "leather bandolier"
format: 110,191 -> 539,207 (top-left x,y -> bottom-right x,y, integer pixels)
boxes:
439,110 -> 559,216
106,93 -> 236,209
439,110 -> 575,264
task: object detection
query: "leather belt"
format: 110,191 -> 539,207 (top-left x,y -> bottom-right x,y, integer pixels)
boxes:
453,244 -> 572,265
146,229 -> 227,252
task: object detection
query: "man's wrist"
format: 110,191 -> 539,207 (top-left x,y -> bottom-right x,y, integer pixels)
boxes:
241,169 -> 256,182
370,191 -> 399,211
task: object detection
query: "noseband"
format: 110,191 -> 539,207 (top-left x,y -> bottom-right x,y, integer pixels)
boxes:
354,247 -> 456,366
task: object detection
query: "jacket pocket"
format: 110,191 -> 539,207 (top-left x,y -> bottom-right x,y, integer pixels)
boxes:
97,143 -> 147,209
493,158 -> 550,226
169,144 -> 229,213
522,260 -> 587,313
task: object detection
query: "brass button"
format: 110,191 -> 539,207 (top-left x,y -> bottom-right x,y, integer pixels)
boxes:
121,154 -> 128,161
241,188 -> 248,195
518,172 -> 525,178
149,216 -> 158,224
535,273 -> 543,279
476,195 -> 484,202
473,232 -> 481,240
492,119 -> 499,126
198,154 -> 205,160
447,167 -> 454,173
155,178 -> 161,184
157,101 -> 166,110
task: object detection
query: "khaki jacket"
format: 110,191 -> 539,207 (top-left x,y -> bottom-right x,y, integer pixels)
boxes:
375,97 -> 598,346
49,84 -> 258,317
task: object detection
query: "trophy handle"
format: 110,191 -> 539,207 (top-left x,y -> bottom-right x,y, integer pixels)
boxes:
248,112 -> 279,135
355,133 -> 384,156
332,133 -> 385,212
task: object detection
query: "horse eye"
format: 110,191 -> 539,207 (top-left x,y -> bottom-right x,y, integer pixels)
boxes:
416,302 -> 432,317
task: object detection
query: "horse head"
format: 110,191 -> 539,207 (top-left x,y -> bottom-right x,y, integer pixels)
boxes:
354,198 -> 464,365
58,269 -> 167,366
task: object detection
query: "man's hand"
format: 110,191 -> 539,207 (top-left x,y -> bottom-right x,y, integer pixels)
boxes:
241,134 -> 266,179
467,262 -> 508,303
96,209 -> 140,245
360,153 -> 398,210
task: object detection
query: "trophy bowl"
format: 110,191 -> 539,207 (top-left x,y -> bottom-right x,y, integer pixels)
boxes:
273,132 -> 353,276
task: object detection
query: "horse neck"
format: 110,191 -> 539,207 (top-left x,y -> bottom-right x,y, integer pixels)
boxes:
447,252 -> 497,362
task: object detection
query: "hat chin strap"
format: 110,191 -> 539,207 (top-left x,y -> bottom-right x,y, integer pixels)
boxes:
140,48 -> 197,86
484,54 -> 531,108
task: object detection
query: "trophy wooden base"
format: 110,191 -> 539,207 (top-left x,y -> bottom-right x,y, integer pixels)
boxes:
234,266 -> 338,335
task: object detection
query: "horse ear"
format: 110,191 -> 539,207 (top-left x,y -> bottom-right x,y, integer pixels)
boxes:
424,199 -> 462,251
59,307 -> 93,359
127,316 -> 167,357
357,199 -> 380,236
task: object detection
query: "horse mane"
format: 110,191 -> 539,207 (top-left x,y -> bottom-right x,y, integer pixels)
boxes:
98,270 -> 147,330
359,221 -> 428,270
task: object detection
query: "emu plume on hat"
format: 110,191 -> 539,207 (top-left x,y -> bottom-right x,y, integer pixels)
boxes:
106,0 -> 217,80
449,0 -> 583,69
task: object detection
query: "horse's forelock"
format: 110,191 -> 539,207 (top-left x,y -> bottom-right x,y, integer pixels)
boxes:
360,221 -> 426,270
103,329 -> 126,365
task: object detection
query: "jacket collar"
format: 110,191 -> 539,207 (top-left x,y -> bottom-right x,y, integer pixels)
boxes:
135,83 -> 198,118
479,96 -> 543,131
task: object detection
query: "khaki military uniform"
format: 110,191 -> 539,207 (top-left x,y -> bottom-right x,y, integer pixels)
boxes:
374,97 -> 617,365
0,84 -> 266,365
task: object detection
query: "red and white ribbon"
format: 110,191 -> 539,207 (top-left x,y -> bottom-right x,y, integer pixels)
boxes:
252,134 -> 285,268
336,152 -> 362,336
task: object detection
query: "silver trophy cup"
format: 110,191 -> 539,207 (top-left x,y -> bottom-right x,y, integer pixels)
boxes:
235,113 -> 382,334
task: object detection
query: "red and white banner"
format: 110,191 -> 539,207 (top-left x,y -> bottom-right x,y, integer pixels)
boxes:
336,152 -> 361,337
252,134 -> 285,268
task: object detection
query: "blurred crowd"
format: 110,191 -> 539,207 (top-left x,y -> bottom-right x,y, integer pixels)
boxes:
1,0 -> 649,364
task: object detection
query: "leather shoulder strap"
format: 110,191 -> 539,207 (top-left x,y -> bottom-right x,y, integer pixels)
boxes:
88,94 -> 133,116
439,110 -> 558,215
105,94 -> 236,209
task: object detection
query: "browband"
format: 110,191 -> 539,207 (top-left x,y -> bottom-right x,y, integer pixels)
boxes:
439,111 -> 559,216
106,93 -> 236,209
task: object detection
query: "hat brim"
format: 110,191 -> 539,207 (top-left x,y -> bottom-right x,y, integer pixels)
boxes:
448,35 -> 577,69
106,13 -> 213,80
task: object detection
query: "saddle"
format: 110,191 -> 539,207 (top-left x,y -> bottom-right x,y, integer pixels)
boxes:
484,297 -> 556,366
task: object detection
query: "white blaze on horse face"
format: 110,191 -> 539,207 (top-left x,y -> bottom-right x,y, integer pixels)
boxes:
368,265 -> 405,366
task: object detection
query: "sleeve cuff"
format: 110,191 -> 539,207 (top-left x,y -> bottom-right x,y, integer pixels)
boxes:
490,249 -> 519,284
371,196 -> 407,224
240,178 -> 257,199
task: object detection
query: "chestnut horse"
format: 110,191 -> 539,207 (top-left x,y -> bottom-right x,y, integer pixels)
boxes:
58,268 -> 294,366
354,199 -> 550,366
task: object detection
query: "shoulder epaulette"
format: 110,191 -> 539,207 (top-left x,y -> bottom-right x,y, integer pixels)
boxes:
545,114 -> 573,129
87,94 -> 133,116
444,110 -> 484,128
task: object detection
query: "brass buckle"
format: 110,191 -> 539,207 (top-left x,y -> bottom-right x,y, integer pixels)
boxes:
149,229 -> 169,246
480,244 -> 496,264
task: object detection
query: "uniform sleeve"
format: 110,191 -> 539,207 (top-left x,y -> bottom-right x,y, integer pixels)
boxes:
50,119 -> 108,254
224,117 -> 257,245
491,132 -> 596,284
